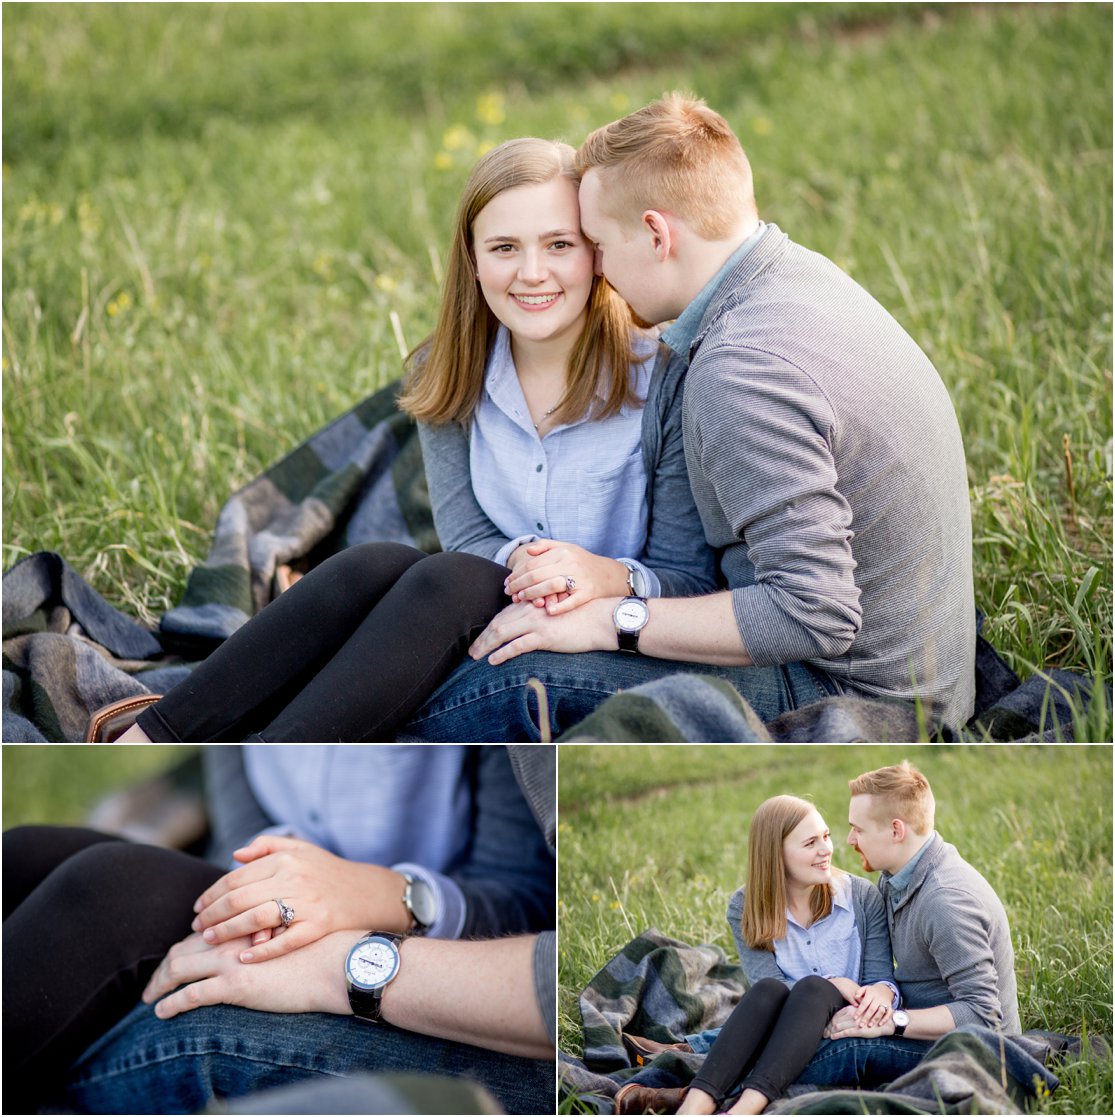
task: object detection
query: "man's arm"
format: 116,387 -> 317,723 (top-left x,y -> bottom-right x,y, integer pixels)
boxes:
143,930 -> 555,1062
469,591 -> 755,666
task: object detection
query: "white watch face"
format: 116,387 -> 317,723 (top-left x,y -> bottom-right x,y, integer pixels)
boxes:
346,935 -> 400,992
615,598 -> 649,630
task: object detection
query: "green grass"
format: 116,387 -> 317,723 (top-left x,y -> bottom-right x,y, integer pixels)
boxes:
2,744 -> 196,826
3,3 -> 1111,733
558,744 -> 1113,1114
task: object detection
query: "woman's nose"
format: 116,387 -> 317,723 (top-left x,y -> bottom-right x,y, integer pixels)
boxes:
519,249 -> 548,284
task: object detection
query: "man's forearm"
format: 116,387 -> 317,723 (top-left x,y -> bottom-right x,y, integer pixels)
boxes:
902,1004 -> 956,1040
633,593 -> 754,666
379,935 -> 553,1060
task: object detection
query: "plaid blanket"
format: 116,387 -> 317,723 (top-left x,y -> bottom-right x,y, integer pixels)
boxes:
1,382 -> 1103,741
560,930 -> 1064,1115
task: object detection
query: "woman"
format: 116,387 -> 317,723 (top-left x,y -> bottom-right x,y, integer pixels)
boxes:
618,796 -> 897,1115
93,136 -> 714,743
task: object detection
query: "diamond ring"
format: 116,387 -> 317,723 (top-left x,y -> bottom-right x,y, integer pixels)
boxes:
274,899 -> 295,928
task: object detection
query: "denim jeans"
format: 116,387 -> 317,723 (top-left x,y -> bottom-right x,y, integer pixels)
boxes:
65,1001 -> 555,1115
400,650 -> 839,742
795,1035 -> 935,1086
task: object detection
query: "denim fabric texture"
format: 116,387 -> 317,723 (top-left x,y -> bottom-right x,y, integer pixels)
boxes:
65,1002 -> 554,1115
399,649 -> 840,742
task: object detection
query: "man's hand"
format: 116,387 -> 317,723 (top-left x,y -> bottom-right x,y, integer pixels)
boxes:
142,931 -> 357,1019
468,598 -> 618,665
824,1002 -> 896,1040
191,835 -> 410,961
503,540 -> 628,614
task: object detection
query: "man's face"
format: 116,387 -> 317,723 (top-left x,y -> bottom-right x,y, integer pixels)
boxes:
847,794 -> 895,874
578,170 -> 674,325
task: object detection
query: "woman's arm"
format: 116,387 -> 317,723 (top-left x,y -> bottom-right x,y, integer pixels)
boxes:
418,419 -> 516,562
726,886 -> 790,987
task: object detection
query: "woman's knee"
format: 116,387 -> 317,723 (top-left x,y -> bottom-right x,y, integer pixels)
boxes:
746,977 -> 791,1012
400,551 -> 509,608
304,542 -> 425,596
788,975 -> 845,1014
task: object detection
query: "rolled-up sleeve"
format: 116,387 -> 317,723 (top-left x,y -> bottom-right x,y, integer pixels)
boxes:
688,346 -> 862,664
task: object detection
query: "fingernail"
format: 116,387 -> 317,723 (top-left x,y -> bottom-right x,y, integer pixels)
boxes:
240,951 -> 253,962
203,928 -> 216,943
191,917 -> 200,932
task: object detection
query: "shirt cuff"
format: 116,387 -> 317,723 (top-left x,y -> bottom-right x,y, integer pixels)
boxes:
495,534 -> 539,568
391,861 -> 466,940
618,557 -> 661,599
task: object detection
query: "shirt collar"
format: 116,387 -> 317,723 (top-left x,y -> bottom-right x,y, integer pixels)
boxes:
785,874 -> 853,928
660,221 -> 766,357
881,831 -> 936,901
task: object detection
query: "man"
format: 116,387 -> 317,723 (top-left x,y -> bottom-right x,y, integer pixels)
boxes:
401,92 -> 975,742
800,760 -> 1019,1086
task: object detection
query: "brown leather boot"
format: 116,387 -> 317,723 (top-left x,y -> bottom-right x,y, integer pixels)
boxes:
614,1082 -> 689,1115
622,1032 -> 695,1066
84,694 -> 163,742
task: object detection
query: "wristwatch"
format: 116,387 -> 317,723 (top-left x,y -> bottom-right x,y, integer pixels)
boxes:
400,872 -> 437,934
613,596 -> 650,654
346,931 -> 404,1023
619,560 -> 648,599
892,1009 -> 910,1037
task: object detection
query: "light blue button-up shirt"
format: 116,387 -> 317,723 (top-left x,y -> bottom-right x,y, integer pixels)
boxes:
774,873 -> 863,985
468,326 -> 662,593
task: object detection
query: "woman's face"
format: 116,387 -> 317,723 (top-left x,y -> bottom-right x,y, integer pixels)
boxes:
471,175 -> 595,350
782,808 -> 834,888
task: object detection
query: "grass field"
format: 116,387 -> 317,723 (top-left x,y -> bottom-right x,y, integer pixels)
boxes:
3,2 -> 1112,740
558,743 -> 1113,1113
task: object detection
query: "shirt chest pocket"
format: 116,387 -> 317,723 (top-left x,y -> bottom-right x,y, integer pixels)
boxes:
567,450 -> 648,558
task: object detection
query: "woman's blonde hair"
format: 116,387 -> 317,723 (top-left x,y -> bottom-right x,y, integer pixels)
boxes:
398,137 -> 637,427
742,795 -> 837,952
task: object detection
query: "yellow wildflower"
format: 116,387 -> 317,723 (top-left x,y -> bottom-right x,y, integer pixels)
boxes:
374,274 -> 397,293
751,116 -> 773,136
476,92 -> 505,126
442,125 -> 474,152
434,151 -> 454,171
610,92 -> 630,111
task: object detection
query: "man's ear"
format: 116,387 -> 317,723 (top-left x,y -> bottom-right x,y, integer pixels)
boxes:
642,210 -> 673,261
891,819 -> 907,842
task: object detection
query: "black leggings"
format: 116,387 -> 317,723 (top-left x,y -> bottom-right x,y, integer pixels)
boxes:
2,826 -> 223,1110
688,976 -> 847,1106
137,542 -> 510,742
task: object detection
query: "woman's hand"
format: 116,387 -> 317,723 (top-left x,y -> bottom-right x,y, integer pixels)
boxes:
190,835 -> 410,962
142,930 -> 356,1019
503,540 -> 629,615
852,982 -> 895,1027
826,976 -> 863,1005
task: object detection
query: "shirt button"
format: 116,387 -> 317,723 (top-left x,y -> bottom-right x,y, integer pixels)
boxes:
308,810 -> 321,823
812,968 -> 819,973
536,522 -> 545,531
536,463 -> 544,472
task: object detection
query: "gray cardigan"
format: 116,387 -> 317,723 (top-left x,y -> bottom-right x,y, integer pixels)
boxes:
884,833 -> 1019,1033
681,224 -> 976,731
418,342 -> 718,597
726,873 -> 895,989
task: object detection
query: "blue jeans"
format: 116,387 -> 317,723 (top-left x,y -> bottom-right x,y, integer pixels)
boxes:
795,1036 -> 935,1086
400,650 -> 839,742
64,1002 -> 554,1115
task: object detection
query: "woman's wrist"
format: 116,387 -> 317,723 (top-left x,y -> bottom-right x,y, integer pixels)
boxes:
354,864 -> 411,934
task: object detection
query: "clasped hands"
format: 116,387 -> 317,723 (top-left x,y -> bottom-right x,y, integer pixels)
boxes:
142,835 -> 405,1018
471,539 -> 628,665
824,980 -> 899,1039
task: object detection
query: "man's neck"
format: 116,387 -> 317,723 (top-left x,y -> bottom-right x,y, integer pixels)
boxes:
676,216 -> 760,309
888,830 -> 933,876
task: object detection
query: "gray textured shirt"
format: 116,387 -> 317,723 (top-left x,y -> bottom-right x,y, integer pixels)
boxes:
681,224 -> 976,731
882,833 -> 1020,1033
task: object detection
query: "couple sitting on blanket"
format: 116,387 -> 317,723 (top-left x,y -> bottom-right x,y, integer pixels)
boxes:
613,761 -> 1018,1115
92,90 -> 975,745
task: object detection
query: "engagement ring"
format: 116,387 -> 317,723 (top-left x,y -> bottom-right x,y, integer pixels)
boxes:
274,898 -> 295,928
564,576 -> 577,592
